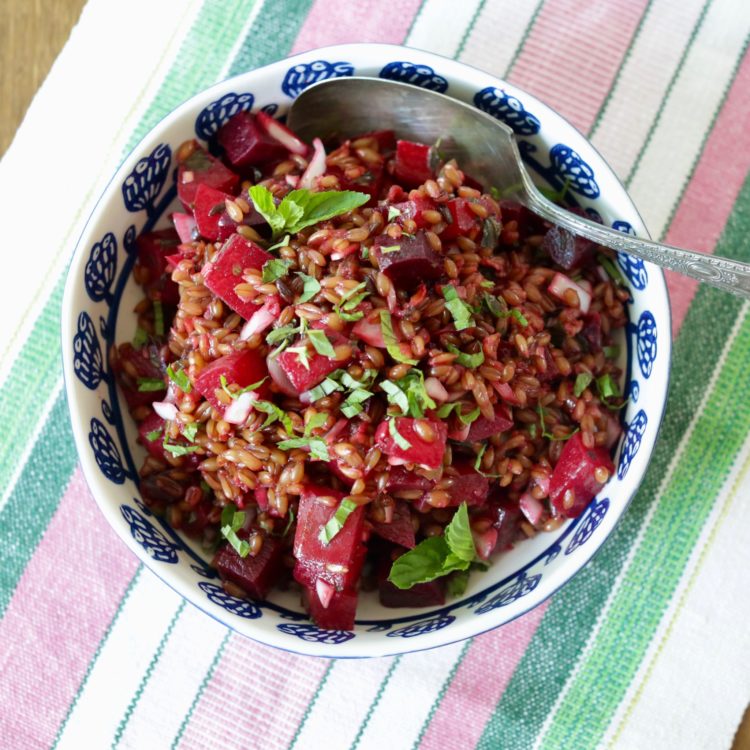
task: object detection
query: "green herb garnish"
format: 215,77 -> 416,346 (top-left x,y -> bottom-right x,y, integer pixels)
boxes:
262,258 -> 292,283
442,285 -> 474,331
167,363 -> 191,393
380,244 -> 401,254
388,503 -> 476,589
248,185 -> 370,240
252,400 -> 294,434
509,309 -> 529,327
474,443 -> 486,471
137,377 -> 165,392
446,344 -> 485,369
132,327 -> 149,348
379,310 -> 418,365
483,292 -> 506,318
574,372 -> 593,398
334,282 -> 369,322
221,504 -> 251,557
266,324 -> 299,346
267,234 -> 291,253
219,374 -> 268,399
182,422 -> 199,442
597,373 -> 620,403
381,369 -> 436,419
162,438 -> 201,457
297,272 -> 321,303
277,412 -> 331,461
388,417 -> 412,450
597,254 -> 627,287
435,402 -> 481,425
286,345 -> 311,370
307,329 -> 336,358
318,497 -> 359,544
387,206 -> 402,221
145,428 -> 162,442
536,403 -> 579,442
603,345 -> 620,359
153,300 -> 164,336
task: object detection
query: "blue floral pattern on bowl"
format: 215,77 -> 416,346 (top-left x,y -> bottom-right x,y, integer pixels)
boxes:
64,45 -> 670,658
281,60 -> 354,98
379,61 -> 448,92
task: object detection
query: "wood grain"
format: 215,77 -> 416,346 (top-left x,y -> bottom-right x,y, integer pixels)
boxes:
1,1 -> 749,747
0,0 -> 87,156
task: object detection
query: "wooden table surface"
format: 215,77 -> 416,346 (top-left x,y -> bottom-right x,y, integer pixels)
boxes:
1,1 -> 749,747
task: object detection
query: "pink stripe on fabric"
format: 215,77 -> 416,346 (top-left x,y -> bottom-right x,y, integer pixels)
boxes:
0,468 -> 139,750
508,0 -> 650,132
289,0 -> 422,53
418,603 -> 548,750
177,637 -> 329,750
661,46 -> 750,335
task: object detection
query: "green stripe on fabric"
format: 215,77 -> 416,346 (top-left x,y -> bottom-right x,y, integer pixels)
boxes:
477,170 -> 750,750
287,660 -> 335,750
227,0 -> 315,77
624,0 -> 713,186
411,640 -> 472,750
454,0 -> 487,60
543,308 -> 750,750
350,657 -> 402,750
0,279 -> 64,499
51,567 -> 144,749
587,0 -> 656,137
0,392 -> 79,617
503,0 -> 546,76
126,0 -> 260,150
170,630 -> 231,749
112,601 -> 186,748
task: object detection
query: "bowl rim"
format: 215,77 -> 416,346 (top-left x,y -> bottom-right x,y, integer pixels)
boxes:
61,41 -> 672,658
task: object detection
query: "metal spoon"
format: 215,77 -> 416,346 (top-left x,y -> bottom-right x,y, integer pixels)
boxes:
288,77 -> 750,298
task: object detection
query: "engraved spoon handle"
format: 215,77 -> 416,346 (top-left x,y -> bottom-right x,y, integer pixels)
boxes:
522,179 -> 750,298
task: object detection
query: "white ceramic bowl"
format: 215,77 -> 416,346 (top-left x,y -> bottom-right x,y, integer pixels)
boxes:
62,43 -> 670,658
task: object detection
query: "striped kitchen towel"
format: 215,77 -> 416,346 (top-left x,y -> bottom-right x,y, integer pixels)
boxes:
1,0 -> 749,748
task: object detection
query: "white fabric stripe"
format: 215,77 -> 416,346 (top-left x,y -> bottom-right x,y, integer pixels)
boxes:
55,570 -> 184,750
603,432 -> 750,750
290,657 -> 398,750
354,642 -> 466,750
590,0 -> 706,174
626,0 -> 750,238
217,0 -> 265,79
0,0 -> 202,387
116,605 -> 227,750
532,306 -> 749,750
405,0 -> 484,58
0,378 -> 63,515
457,0 -> 542,77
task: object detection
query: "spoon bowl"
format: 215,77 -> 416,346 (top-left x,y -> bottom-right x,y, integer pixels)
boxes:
290,76 -> 750,298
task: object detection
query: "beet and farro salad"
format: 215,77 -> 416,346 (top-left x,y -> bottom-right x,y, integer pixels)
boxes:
113,109 -> 629,630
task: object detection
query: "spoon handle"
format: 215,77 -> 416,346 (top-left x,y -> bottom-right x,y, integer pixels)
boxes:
523,186 -> 750,299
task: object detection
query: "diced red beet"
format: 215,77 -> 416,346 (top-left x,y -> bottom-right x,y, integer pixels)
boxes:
352,310 -> 387,348
276,332 -> 352,391
217,111 -> 287,170
385,465 -> 435,494
580,312 -> 603,352
362,129 -> 396,154
490,496 -> 524,551
549,432 -> 614,517
472,526 -> 498,560
137,411 -> 168,461
304,585 -> 358,630
193,349 -> 270,416
370,501 -> 416,549
202,234 -> 272,318
388,194 -> 437,229
193,183 -> 233,242
393,140 -> 433,187
114,342 -> 166,410
499,200 -> 542,235
177,142 -> 239,210
375,418 -> 447,471
293,485 -> 366,591
372,230 -> 443,289
266,352 -> 297,396
213,532 -> 284,600
440,198 -> 481,241
466,403 -> 514,441
136,229 -> 181,305
447,462 -> 490,507
377,553 -> 446,608
543,225 -> 595,270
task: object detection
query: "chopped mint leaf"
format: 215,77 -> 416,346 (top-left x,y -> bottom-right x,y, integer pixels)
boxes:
388,418 -> 412,450
603,345 -> 620,359
447,569 -> 470,598
145,428 -> 162,442
318,497 -> 359,544
297,272 -> 321,303
262,258 -> 292,283
277,436 -> 330,461
442,285 -> 474,331
267,234 -> 291,253
379,310 -> 417,365
381,369 -> 436,419
574,372 -> 593,398
387,206 -> 402,221
153,300 -> 165,336
483,292 -> 506,318
597,373 -> 619,401
132,327 -> 149,348
307,329 -> 336,358
162,438 -> 201,457
436,402 -> 481,425
380,244 -> 400,254
266,324 -> 299,346
286,345 -> 311,370
537,403 -> 579,442
137,377 -> 165,392
474,443 -> 486,471
252,400 -> 294,434
167,363 -> 191,393
446,344 -> 484,368
597,254 -> 627,287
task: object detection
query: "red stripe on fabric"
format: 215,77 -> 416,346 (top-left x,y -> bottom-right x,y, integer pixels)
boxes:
177,638 -> 329,750
662,45 -> 750,335
508,0 -> 650,132
0,468 -> 139,749
418,603 -> 548,750
289,0 -> 423,53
